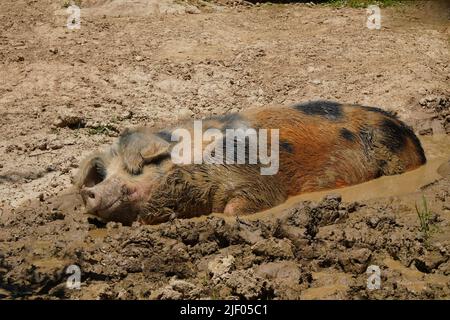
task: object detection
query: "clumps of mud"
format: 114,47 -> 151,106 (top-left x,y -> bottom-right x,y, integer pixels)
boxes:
418,93 -> 450,135
1,179 -> 450,300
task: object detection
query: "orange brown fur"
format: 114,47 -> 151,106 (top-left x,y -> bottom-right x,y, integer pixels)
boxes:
242,103 -> 425,195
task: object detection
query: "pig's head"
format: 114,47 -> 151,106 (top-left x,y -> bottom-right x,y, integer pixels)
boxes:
74,128 -> 174,225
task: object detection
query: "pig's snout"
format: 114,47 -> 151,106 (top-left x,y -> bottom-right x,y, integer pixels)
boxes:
80,188 -> 102,213
80,178 -> 129,214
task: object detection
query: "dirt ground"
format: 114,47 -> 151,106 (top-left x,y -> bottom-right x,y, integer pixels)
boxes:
1,0 -> 450,299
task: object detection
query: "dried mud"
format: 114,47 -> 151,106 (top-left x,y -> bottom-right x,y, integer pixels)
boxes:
0,0 -> 449,299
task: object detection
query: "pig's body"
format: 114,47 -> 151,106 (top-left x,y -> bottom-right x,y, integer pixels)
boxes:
75,101 -> 426,225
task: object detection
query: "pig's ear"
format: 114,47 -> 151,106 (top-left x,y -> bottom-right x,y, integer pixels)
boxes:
123,137 -> 171,174
140,139 -> 171,164
120,129 -> 172,174
74,153 -> 107,188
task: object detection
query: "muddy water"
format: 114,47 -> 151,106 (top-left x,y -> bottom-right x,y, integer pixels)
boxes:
88,228 -> 108,239
202,134 -> 450,222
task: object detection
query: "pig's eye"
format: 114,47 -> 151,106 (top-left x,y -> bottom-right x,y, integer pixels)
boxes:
149,155 -> 167,166
129,154 -> 168,176
148,152 -> 171,165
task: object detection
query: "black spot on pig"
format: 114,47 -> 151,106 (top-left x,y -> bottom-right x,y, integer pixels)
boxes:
293,101 -> 343,121
380,119 -> 407,152
379,119 -> 426,164
280,140 -> 294,153
340,128 -> 356,142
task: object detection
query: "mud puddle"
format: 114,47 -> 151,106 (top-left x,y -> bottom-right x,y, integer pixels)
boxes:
87,228 -> 108,239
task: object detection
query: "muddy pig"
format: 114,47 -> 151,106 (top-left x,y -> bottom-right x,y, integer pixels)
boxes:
75,101 -> 426,225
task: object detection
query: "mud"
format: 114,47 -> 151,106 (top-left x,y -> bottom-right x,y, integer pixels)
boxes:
1,172 -> 450,299
1,0 -> 450,299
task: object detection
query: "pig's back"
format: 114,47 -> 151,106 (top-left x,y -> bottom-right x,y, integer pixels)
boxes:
242,101 -> 426,195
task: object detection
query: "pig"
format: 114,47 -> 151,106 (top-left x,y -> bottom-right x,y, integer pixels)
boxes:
75,101 -> 426,225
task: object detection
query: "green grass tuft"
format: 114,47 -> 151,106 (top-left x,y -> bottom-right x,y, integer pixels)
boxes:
415,195 -> 437,240
62,0 -> 83,9
88,125 -> 115,136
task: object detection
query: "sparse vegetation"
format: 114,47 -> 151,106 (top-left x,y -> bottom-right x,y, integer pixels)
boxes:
323,0 -> 405,8
246,0 -> 406,8
88,125 -> 117,136
62,0 -> 83,8
415,195 -> 436,239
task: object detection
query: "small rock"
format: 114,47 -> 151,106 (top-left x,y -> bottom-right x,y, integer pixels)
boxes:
135,55 -> 144,62
366,216 -> 380,228
425,95 -> 436,102
419,128 -> 433,136
255,261 -> 300,285
208,255 -> 235,279
36,142 -> 47,151
419,98 -> 428,106
106,222 -> 121,230
176,108 -> 194,120
414,251 -> 447,273
224,269 -> 271,299
438,261 -> 450,275
324,193 -> 342,203
151,287 -> 182,300
251,238 -> 294,259
185,5 -> 201,14
338,248 -> 372,273
5,145 -> 17,153
349,248 -> 372,264
418,88 -> 427,95
54,113 -> 86,129
238,226 -> 264,245
119,110 -> 133,120
49,140 -> 63,150
151,278 -> 199,300
46,165 -> 56,172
